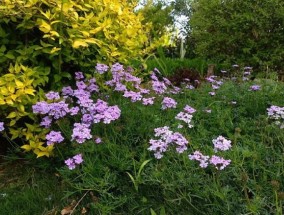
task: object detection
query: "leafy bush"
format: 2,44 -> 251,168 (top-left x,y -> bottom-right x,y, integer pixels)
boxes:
0,0 -> 168,156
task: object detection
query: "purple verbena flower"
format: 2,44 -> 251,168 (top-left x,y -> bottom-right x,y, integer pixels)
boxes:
111,63 -> 124,72
40,116 -> 52,128
152,81 -> 167,94
142,97 -> 155,105
46,131 -> 64,145
75,71 -> 84,80
209,155 -> 231,170
212,136 -> 232,152
61,86 -> 74,96
0,122 -> 4,131
71,123 -> 92,144
96,63 -> 109,74
249,85 -> 261,91
95,137 -> 102,144
32,101 -> 50,115
73,154 -> 83,164
123,91 -> 142,102
189,151 -> 210,168
65,158 -> 76,170
45,91 -> 60,100
161,97 -> 177,110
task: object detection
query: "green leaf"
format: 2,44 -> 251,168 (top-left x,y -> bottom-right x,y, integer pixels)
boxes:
5,52 -> 15,59
54,74 -> 62,82
150,208 -> 157,215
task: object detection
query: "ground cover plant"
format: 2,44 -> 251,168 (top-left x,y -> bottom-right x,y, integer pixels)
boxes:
1,63 -> 284,214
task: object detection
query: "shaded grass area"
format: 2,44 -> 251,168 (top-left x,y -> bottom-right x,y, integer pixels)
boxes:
0,158 -> 67,215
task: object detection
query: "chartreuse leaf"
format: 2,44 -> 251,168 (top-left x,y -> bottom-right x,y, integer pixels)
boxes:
6,112 -> 17,119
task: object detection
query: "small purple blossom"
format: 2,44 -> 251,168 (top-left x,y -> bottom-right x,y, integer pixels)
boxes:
184,105 -> 196,114
32,101 -> 50,115
96,63 -> 109,74
209,155 -> 231,170
75,71 -> 84,80
185,84 -> 195,90
61,86 -> 74,96
209,92 -> 216,96
69,106 -> 80,116
76,81 -> 87,90
111,63 -> 124,72
46,131 -> 64,145
40,116 -> 52,128
95,137 -> 102,144
249,85 -> 261,91
65,158 -> 76,170
45,91 -> 60,100
212,136 -> 232,152
267,105 -> 284,128
149,126 -> 188,159
65,154 -> 84,170
73,154 -> 83,164
142,97 -> 155,105
161,97 -> 177,110
123,91 -> 142,102
48,101 -> 70,119
152,80 -> 167,94
71,123 -> 92,144
0,122 -> 4,131
189,151 -> 210,168
175,111 -> 194,128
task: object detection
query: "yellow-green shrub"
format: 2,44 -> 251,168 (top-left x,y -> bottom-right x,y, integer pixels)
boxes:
0,0 -> 161,81
0,0 -> 169,157
0,62 -> 52,157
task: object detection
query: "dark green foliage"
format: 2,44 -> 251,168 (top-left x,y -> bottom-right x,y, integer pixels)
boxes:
189,0 -> 284,71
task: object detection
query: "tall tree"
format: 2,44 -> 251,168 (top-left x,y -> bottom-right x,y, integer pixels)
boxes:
189,0 -> 284,70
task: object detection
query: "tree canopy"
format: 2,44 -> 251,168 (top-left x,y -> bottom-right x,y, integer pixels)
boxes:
188,0 -> 284,70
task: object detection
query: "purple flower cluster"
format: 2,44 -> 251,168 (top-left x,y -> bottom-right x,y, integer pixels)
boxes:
65,154 -> 84,170
151,71 -> 169,94
189,136 -> 232,170
0,122 -> 4,131
209,155 -> 231,170
71,123 -> 92,144
267,105 -> 284,128
33,71 -> 121,147
212,136 -> 232,152
175,105 -> 196,128
249,85 -> 261,91
97,64 -> 180,110
189,151 -> 209,168
161,97 -> 177,110
242,66 -> 253,81
142,97 -> 155,105
189,151 -> 231,170
46,131 -> 64,145
148,126 -> 188,159
206,75 -> 223,96
96,63 -> 109,74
